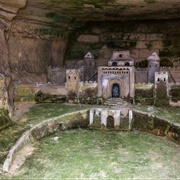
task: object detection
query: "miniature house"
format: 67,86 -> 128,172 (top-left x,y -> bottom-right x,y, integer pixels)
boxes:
98,50 -> 135,99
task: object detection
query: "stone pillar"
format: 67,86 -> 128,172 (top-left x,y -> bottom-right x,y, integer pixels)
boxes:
128,110 -> 133,130
129,67 -> 135,98
97,67 -> 102,97
147,52 -> 160,83
114,110 -> 120,126
101,109 -> 108,126
89,109 -> 94,125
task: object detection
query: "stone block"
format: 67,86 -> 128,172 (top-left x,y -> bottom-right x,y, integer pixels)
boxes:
131,49 -> 140,59
92,28 -> 102,34
129,33 -> 146,41
139,49 -> 159,59
151,41 -> 163,48
122,33 -> 130,40
77,35 -> 99,43
136,41 -> 149,49
146,34 -> 163,41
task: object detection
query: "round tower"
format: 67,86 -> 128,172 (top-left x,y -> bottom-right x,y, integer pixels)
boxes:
147,52 -> 160,83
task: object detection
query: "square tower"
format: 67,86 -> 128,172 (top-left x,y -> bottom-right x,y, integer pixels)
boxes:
66,69 -> 81,97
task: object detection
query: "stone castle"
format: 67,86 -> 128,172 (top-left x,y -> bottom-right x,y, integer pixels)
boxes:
59,50 -> 179,106
1,49 -> 180,116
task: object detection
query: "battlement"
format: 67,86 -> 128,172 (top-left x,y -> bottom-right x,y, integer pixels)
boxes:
155,71 -> 168,83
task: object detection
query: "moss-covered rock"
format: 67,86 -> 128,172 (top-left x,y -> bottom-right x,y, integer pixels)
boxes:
169,85 -> 180,102
0,109 -> 12,130
154,81 -> 169,107
35,91 -> 66,103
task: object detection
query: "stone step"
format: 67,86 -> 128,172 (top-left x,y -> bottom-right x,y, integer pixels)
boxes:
104,98 -> 129,107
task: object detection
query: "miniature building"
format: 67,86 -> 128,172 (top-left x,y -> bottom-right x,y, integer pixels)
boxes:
89,108 -> 133,130
66,69 -> 81,97
98,50 -> 135,99
83,52 -> 97,81
155,71 -> 169,97
155,71 -> 168,84
108,50 -> 134,67
147,52 -> 160,83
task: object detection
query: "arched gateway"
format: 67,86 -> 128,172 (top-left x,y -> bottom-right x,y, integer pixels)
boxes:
112,84 -> 120,98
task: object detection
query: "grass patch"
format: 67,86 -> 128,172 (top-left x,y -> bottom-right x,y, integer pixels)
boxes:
0,103 -> 91,165
16,130 -> 180,179
133,106 -> 180,124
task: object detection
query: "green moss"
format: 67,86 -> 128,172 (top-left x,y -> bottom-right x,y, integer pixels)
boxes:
159,48 -> 180,57
160,58 -> 173,67
154,81 -> 169,107
46,12 -> 72,24
145,42 -> 153,49
135,59 -> 148,68
34,28 -> 68,38
0,109 -> 12,130
15,130 -> 180,179
169,86 -> 180,102
163,39 -> 172,47
35,91 -> 66,103
135,88 -> 154,99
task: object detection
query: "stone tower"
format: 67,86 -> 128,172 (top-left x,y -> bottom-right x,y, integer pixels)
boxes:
83,52 -> 96,81
147,52 -> 160,83
66,69 -> 81,98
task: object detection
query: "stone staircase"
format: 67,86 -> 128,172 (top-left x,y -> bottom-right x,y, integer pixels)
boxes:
104,98 -> 128,107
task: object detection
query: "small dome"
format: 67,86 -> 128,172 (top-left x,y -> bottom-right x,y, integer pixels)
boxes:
147,52 -> 160,61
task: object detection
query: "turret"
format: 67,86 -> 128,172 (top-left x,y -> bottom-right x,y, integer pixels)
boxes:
147,52 -> 160,83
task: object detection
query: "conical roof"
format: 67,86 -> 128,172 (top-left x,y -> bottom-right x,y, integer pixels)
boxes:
84,52 -> 94,59
147,52 -> 160,61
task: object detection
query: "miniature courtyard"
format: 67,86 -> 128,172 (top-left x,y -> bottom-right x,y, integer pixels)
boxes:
0,102 -> 179,178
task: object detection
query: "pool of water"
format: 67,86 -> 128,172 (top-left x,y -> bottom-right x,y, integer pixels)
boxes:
16,130 -> 180,179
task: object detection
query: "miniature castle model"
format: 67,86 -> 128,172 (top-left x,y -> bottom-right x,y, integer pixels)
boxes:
64,50 -> 169,102
98,51 -> 135,100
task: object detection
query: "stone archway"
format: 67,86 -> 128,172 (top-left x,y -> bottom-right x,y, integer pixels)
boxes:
112,84 -> 120,98
107,116 -> 114,128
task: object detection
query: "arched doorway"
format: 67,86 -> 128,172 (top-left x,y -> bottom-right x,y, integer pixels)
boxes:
112,84 -> 120,98
112,62 -> 117,66
125,62 -> 130,66
107,116 -> 114,128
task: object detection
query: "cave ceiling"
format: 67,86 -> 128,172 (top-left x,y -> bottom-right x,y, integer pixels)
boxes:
0,0 -> 180,37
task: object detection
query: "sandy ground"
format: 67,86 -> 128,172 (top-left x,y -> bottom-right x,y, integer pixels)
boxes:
12,102 -> 35,121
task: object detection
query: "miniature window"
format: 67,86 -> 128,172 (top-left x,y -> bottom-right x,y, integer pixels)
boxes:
164,78 -> 166,81
157,78 -> 160,81
112,62 -> 117,66
125,62 -> 130,66
119,54 -> 122,58
68,76 -> 70,80
90,62 -> 91,66
74,77 -> 76,80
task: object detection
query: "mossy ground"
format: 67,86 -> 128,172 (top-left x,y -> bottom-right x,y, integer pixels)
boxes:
15,130 -> 180,179
0,103 -> 179,179
0,103 -> 90,165
133,106 -> 180,124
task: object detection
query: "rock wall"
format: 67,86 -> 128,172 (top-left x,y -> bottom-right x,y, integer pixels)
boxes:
65,20 -> 180,64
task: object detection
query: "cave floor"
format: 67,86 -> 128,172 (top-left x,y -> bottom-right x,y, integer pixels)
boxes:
0,102 -> 179,178
11,130 -> 180,179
